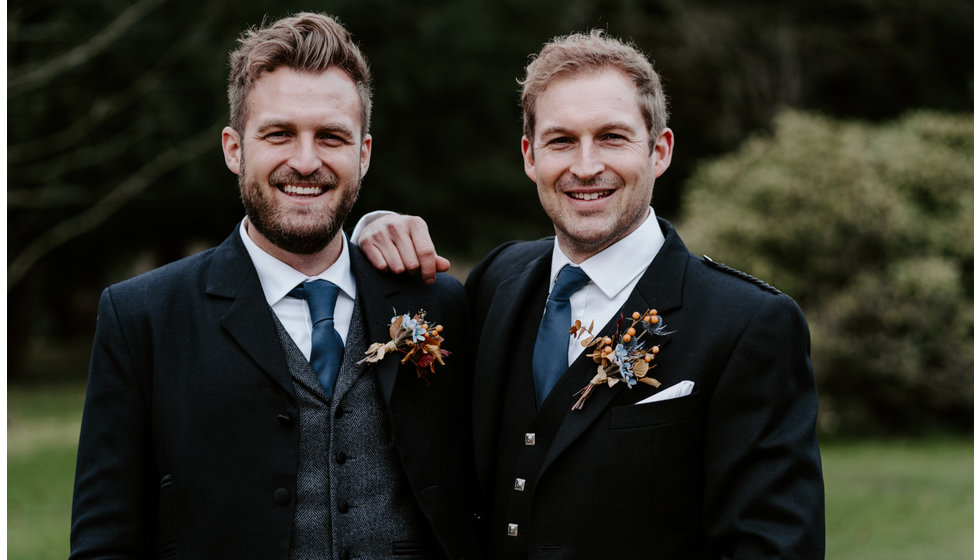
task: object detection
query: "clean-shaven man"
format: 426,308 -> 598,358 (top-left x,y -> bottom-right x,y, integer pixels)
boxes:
356,30 -> 824,559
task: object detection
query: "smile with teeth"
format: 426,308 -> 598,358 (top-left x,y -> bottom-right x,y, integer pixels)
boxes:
280,184 -> 325,196
568,190 -> 613,201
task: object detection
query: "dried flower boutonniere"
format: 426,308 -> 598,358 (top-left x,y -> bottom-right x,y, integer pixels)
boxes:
570,309 -> 669,410
357,310 -> 450,384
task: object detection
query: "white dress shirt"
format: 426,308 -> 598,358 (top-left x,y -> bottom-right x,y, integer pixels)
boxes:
547,208 -> 665,366
239,219 -> 357,360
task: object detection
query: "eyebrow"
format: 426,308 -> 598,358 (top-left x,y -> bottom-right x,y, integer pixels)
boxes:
537,121 -> 640,139
254,121 -> 293,134
537,125 -> 572,139
254,120 -> 357,138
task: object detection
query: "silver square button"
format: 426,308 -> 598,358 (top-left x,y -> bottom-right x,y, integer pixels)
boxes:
524,433 -> 536,446
507,523 -> 519,537
514,478 -> 526,491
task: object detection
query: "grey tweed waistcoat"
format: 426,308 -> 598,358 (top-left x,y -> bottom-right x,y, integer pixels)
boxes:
274,298 -> 432,560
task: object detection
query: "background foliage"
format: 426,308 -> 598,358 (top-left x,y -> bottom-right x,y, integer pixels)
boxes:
679,110 -> 973,434
6,0 -> 974,435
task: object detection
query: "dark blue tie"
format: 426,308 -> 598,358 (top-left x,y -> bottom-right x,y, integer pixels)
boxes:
289,280 -> 344,398
532,264 -> 591,407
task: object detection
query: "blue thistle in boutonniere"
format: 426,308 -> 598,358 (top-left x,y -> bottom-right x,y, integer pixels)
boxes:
357,310 -> 450,384
570,309 -> 670,410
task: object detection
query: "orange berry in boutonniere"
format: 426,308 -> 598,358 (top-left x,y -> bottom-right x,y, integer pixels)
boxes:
358,310 -> 451,384
569,308 -> 672,411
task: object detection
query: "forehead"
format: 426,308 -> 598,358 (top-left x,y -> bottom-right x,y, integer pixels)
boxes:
244,66 -> 362,132
534,68 -> 644,136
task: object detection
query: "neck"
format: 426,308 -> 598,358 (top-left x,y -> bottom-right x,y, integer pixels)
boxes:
557,207 -> 652,264
244,218 -> 344,276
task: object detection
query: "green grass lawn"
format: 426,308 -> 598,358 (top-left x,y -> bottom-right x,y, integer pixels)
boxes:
6,383 -> 974,559
8,384 -> 87,560
822,438 -> 974,559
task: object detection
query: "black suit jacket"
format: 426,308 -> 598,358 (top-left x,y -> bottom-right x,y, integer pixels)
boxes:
466,218 -> 824,559
70,228 -> 476,559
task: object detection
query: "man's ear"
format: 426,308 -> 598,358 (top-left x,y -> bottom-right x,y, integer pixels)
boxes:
221,126 -> 242,175
652,128 -> 674,178
359,134 -> 372,179
521,136 -> 536,182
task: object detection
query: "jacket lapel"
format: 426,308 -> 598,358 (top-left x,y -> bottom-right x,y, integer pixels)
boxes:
472,251 -> 551,484
540,219 -> 690,475
348,243 -> 404,404
207,230 -> 295,396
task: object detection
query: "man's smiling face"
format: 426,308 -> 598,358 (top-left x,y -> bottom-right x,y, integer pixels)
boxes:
222,66 -> 371,256
522,67 -> 672,263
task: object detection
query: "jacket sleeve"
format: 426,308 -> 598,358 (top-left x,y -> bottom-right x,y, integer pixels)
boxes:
703,294 -> 826,559
70,288 -> 157,559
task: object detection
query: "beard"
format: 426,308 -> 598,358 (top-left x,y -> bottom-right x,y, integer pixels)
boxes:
239,160 -> 361,255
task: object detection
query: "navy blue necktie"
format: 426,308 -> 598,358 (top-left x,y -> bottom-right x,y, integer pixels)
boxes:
289,280 -> 344,398
532,264 -> 591,407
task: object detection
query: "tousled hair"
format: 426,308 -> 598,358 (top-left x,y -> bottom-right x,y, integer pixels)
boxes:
227,12 -> 372,136
520,29 -> 668,150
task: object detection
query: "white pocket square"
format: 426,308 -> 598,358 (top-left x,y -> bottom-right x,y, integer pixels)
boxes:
635,380 -> 695,405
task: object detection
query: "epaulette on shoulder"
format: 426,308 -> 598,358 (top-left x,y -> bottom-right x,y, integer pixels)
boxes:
701,255 -> 782,295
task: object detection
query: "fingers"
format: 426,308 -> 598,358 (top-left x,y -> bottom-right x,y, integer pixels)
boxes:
360,217 -> 410,273
359,241 -> 394,274
358,214 -> 447,284
392,217 -> 427,273
405,217 -> 441,284
435,256 -> 451,273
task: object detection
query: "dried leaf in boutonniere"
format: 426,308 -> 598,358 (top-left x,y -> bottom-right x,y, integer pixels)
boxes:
570,309 -> 669,411
357,310 -> 450,384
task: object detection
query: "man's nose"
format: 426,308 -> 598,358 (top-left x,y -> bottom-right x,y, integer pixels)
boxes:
570,143 -> 604,179
287,138 -> 322,176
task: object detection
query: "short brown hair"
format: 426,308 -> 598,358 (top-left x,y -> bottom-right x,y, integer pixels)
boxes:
520,30 -> 668,148
227,12 -> 372,136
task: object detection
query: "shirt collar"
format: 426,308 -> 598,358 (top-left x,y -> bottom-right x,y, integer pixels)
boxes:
548,207 -> 664,299
239,218 -> 357,306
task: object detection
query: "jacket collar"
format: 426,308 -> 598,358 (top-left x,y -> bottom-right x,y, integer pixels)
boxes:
206,229 -> 296,395
204,229 -> 408,404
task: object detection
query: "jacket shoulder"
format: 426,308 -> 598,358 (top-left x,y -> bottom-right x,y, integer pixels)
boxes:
466,238 -> 552,290
105,247 -> 218,302
698,255 -> 783,296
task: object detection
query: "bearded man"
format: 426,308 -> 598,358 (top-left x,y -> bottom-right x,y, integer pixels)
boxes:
70,12 -> 476,559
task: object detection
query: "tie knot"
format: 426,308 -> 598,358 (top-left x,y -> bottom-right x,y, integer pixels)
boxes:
290,280 -> 341,324
549,265 -> 590,302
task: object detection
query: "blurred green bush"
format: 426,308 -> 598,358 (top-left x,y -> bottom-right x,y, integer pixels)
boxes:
678,109 -> 973,435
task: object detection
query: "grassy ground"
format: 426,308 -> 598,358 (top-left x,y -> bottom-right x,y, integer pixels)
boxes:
6,383 -> 974,559
822,438 -> 974,559
8,383 -> 87,560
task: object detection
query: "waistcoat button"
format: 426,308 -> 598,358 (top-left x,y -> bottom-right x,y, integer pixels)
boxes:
336,451 -> 348,464
273,488 -> 291,505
